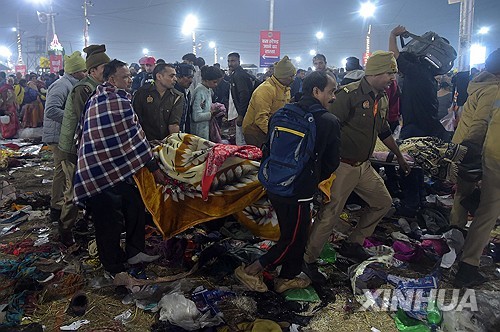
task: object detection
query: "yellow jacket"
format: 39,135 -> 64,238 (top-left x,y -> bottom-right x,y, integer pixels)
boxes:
14,84 -> 24,106
242,75 -> 290,135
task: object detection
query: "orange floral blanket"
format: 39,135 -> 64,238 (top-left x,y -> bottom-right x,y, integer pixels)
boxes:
134,134 -> 280,240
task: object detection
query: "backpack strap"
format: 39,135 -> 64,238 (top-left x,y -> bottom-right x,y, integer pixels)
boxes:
307,103 -> 327,114
282,102 -> 304,114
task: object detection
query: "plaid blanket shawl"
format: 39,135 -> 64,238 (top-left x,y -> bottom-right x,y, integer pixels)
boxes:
134,133 -> 280,240
373,136 -> 467,183
74,83 -> 152,205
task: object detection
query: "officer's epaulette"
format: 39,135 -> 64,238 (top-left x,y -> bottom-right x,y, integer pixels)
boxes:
338,81 -> 361,94
335,86 -> 349,94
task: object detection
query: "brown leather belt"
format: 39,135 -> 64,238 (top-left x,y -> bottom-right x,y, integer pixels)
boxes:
341,158 -> 364,167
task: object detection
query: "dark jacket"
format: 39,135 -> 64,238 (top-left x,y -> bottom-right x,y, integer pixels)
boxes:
213,75 -> 230,111
131,71 -> 146,93
230,66 -> 252,117
174,82 -> 193,133
397,52 -> 445,139
290,76 -> 303,100
268,96 -> 341,202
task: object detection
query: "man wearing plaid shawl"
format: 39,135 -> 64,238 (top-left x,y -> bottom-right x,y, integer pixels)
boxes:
73,59 -> 167,275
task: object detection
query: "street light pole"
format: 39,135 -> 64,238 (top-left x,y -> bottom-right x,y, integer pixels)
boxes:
16,13 -> 23,65
269,0 -> 274,31
364,24 -> 372,66
209,42 -> 218,65
192,31 -> 196,55
359,2 -> 376,66
457,0 -> 474,71
83,0 -> 92,48
183,14 -> 198,55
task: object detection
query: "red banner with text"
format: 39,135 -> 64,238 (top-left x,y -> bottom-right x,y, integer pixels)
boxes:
260,30 -> 281,68
49,55 -> 63,74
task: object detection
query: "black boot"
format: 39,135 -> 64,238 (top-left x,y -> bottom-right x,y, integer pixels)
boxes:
49,208 -> 61,224
302,262 -> 327,285
337,242 -> 371,262
58,222 -> 75,247
453,262 -> 487,288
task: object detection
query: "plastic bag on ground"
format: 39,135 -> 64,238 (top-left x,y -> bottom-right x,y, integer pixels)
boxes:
283,286 -> 320,302
158,292 -> 223,330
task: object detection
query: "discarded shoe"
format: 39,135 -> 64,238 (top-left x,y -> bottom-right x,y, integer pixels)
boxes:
453,262 -> 487,288
68,291 -> 88,316
127,252 -> 160,265
234,265 -> 268,292
274,276 -> 311,293
337,241 -> 371,262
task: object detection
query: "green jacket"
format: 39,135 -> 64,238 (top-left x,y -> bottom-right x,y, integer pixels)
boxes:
452,71 -> 500,148
329,77 -> 391,162
58,76 -> 99,157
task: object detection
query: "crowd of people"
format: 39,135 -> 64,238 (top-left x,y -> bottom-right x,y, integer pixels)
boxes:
0,24 -> 499,293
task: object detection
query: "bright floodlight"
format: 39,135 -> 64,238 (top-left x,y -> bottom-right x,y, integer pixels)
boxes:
0,46 -> 12,58
11,27 -> 17,32
182,14 -> 198,35
470,43 -> 486,66
478,27 -> 490,35
360,2 -> 376,18
316,31 -> 324,40
309,49 -> 316,56
209,41 -> 216,48
142,48 -> 149,55
342,58 -> 348,68
295,56 -> 302,63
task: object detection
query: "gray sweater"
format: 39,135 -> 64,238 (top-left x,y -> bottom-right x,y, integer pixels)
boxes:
42,73 -> 79,144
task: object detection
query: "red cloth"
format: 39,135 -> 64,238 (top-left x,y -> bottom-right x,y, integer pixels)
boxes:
385,80 -> 400,123
201,144 -> 262,200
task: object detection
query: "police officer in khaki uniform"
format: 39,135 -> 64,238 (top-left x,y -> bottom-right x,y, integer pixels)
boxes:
132,63 -> 184,141
303,51 -> 410,281
452,49 -> 500,288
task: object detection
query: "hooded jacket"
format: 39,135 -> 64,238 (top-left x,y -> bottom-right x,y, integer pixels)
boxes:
340,69 -> 365,86
452,71 -> 500,147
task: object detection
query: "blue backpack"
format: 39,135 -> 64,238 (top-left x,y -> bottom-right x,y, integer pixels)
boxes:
258,103 -> 325,197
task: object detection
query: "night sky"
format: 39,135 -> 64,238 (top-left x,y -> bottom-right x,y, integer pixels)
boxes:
1,0 -> 499,70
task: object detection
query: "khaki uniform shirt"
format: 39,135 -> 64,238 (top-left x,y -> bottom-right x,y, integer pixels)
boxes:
132,83 -> 184,141
329,77 -> 391,162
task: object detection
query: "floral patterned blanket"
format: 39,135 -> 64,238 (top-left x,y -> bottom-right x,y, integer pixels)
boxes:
134,134 -> 280,240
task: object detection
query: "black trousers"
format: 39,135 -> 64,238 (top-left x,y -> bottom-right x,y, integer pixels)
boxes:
86,181 -> 146,273
259,198 -> 311,279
